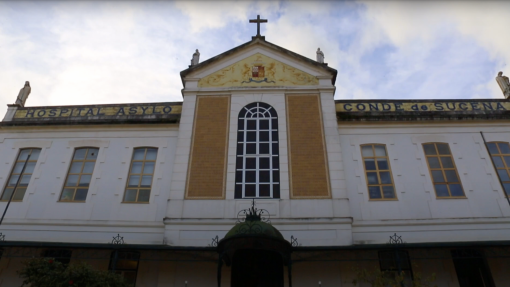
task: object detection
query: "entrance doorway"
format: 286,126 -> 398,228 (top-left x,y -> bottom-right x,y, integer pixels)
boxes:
231,249 -> 284,287
451,249 -> 495,287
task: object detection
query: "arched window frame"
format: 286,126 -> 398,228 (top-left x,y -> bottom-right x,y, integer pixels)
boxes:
360,144 -> 397,200
59,147 -> 99,202
422,142 -> 465,198
486,141 -> 510,197
123,147 -> 158,203
1,148 -> 41,202
235,102 -> 280,198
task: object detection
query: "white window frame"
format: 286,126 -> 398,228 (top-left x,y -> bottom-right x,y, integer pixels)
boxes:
235,102 -> 280,198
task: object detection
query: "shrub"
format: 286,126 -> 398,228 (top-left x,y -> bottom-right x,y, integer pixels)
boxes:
18,258 -> 129,287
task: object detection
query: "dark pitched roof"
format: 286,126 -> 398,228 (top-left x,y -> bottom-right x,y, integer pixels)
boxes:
180,36 -> 337,86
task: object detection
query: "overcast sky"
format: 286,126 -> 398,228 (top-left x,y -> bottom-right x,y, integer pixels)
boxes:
1,1 -> 509,116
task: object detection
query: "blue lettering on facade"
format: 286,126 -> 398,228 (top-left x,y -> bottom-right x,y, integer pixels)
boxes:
75,108 -> 85,116
49,109 -> 57,116
129,107 -> 137,115
116,107 -> 125,115
338,101 -> 507,113
482,103 -> 493,110
59,109 -> 69,116
140,106 -> 149,114
152,106 -> 161,114
470,102 -> 481,110
163,106 -> 172,114
37,110 -> 46,117
85,108 -> 95,116
496,102 -> 506,110
445,103 -> 456,110
458,103 -> 468,110
25,109 -> 35,118
97,107 -> 105,116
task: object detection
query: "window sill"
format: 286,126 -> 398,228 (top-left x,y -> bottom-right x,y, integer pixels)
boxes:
435,196 -> 468,199
368,198 -> 398,201
121,201 -> 150,204
239,197 -> 278,199
58,200 -> 86,203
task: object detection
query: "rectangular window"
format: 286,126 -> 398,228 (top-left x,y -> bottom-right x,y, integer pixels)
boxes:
124,148 -> 157,203
361,144 -> 396,199
379,250 -> 413,286
1,148 -> 41,202
423,143 -> 465,198
60,148 -> 99,202
109,251 -> 139,287
487,142 -> 510,197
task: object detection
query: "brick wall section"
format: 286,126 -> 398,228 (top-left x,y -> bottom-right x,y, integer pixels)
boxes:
287,94 -> 331,198
186,96 -> 230,198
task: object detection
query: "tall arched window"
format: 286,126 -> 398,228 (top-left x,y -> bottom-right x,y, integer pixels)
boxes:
422,142 -> 464,198
486,141 -> 510,197
1,148 -> 41,202
235,102 -> 280,198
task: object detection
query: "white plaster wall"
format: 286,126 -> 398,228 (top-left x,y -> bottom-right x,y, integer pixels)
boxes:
165,90 -> 352,246
0,125 -> 178,244
165,43 -> 352,247
164,90 -> 353,246
339,122 -> 510,244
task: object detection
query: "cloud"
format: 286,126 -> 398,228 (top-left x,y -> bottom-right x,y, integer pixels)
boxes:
0,0 -> 508,119
0,1 -> 192,117
175,1 -> 252,33
359,1 -> 510,99
447,2 -> 510,66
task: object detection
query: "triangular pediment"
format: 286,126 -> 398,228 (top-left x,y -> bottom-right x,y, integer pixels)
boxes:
198,53 -> 318,88
181,38 -> 337,89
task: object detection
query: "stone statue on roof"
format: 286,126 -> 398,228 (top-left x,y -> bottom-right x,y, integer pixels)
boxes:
316,48 -> 324,63
496,71 -> 510,99
15,81 -> 31,107
191,49 -> 200,66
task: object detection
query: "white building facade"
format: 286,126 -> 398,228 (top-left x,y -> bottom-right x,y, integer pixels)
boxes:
0,35 -> 508,286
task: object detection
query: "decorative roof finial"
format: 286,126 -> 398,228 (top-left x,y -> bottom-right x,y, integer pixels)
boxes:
245,198 -> 260,221
496,71 -> 510,99
190,49 -> 200,67
249,15 -> 268,39
388,233 -> 404,245
236,199 -> 271,224
316,48 -> 325,64
111,233 -> 124,244
15,81 -> 31,107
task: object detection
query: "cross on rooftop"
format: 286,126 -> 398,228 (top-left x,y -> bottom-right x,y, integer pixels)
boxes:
249,15 -> 268,37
